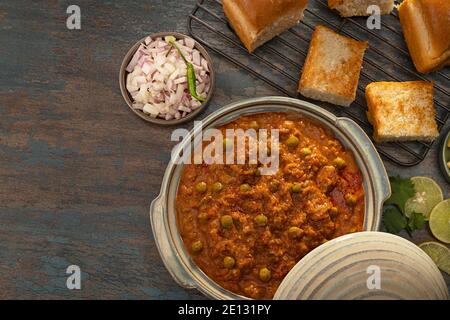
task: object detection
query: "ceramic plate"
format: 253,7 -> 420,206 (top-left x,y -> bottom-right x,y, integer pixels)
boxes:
274,231 -> 449,300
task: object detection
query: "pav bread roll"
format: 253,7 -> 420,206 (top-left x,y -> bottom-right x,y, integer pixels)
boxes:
399,0 -> 450,73
223,0 -> 309,53
328,0 -> 394,17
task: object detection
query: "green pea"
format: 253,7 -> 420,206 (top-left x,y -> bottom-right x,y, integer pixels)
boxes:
212,182 -> 223,192
240,183 -> 251,192
269,180 -> 280,192
346,194 -> 357,206
255,214 -> 268,227
288,226 -> 302,238
220,215 -> 233,228
286,135 -> 299,148
196,182 -> 207,193
259,268 -> 271,282
191,240 -> 203,253
301,147 -> 312,156
333,156 -> 346,168
291,183 -> 302,193
249,120 -> 259,130
223,256 -> 235,269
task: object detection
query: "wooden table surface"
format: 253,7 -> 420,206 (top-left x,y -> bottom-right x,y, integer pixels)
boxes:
0,0 -> 448,299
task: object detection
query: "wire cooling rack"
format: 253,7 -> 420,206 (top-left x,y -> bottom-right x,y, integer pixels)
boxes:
187,0 -> 450,166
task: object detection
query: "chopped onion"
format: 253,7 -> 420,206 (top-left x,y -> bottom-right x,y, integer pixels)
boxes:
185,37 -> 195,49
174,76 -> 187,85
201,58 -> 209,72
126,45 -> 144,72
125,36 -> 211,120
192,51 -> 201,66
197,82 -> 205,95
141,63 -> 153,75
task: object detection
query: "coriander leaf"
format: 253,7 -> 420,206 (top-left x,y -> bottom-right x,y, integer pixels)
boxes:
383,207 -> 407,234
408,212 -> 426,231
385,176 -> 415,213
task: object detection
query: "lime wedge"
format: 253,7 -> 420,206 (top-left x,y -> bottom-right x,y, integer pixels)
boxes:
419,241 -> 450,275
404,177 -> 443,219
429,199 -> 450,244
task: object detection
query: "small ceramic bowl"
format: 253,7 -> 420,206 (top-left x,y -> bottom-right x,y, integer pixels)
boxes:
439,129 -> 450,183
119,32 -> 215,125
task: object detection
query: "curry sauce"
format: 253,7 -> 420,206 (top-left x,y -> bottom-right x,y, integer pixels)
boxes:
176,113 -> 365,299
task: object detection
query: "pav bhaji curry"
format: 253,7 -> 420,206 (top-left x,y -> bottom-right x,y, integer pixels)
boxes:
176,113 -> 365,299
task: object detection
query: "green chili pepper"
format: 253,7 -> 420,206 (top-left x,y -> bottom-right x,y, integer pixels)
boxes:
165,36 -> 206,103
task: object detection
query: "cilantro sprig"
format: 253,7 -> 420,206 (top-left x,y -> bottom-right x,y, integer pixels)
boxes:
383,207 -> 407,234
383,176 -> 425,236
385,176 -> 415,213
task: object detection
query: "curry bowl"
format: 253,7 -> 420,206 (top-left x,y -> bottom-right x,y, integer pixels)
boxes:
150,96 -> 391,299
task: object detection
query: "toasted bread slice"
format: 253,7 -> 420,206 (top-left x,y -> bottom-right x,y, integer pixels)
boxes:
298,25 -> 368,107
365,81 -> 439,142
328,0 -> 394,17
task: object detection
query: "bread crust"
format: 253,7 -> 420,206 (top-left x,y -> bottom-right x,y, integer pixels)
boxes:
399,0 -> 450,73
328,0 -> 344,6
328,0 -> 394,17
223,0 -> 308,52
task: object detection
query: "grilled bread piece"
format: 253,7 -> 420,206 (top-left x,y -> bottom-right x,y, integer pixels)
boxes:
398,0 -> 450,73
328,0 -> 394,17
223,0 -> 309,53
365,81 -> 439,142
298,25 -> 368,107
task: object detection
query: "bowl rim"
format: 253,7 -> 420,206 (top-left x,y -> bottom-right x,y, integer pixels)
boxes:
119,31 -> 216,125
150,96 -> 391,300
439,129 -> 450,183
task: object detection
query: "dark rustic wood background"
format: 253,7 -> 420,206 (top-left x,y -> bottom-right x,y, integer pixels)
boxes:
0,0 -> 448,299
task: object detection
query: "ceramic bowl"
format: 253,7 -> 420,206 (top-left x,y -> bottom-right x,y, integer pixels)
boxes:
119,32 -> 215,125
439,129 -> 450,183
150,97 -> 391,299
